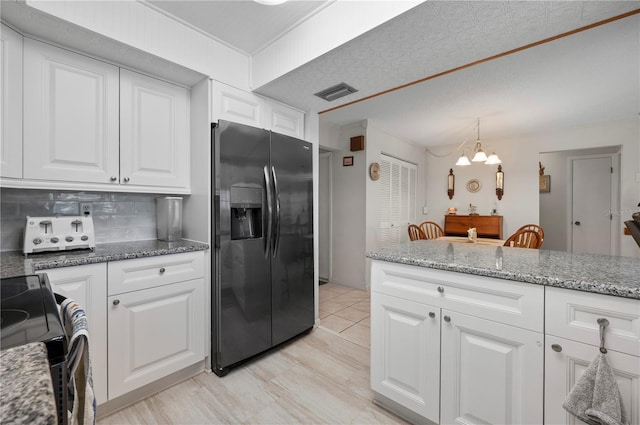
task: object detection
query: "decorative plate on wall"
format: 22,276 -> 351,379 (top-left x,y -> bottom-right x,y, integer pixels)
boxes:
466,179 -> 482,193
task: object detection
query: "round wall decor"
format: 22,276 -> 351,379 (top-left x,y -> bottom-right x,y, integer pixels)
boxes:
466,179 -> 482,193
369,162 -> 380,181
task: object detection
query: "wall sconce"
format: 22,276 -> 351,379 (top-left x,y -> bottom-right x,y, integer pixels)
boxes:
496,165 -> 504,200
448,168 -> 455,200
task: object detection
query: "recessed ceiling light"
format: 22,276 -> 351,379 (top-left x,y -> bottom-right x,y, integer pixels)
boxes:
254,0 -> 289,5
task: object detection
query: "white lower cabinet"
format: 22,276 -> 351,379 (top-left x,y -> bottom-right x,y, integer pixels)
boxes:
545,336 -> 640,425
41,263 -> 108,405
440,310 -> 543,425
107,278 -> 204,399
370,260 -> 544,425
371,292 -> 440,424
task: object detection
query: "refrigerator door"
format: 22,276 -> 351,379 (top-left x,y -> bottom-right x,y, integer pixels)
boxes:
214,120 -> 272,372
270,132 -> 314,346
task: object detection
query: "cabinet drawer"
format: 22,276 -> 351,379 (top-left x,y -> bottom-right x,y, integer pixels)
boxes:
108,251 -> 204,295
546,287 -> 640,356
371,261 -> 544,332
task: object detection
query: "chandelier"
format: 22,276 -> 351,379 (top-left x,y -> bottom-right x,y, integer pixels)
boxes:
456,118 -> 501,166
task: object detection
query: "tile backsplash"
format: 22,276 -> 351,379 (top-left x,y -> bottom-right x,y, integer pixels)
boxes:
0,188 -> 175,251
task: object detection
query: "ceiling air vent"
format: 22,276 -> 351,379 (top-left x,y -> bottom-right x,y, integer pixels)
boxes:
314,83 -> 358,102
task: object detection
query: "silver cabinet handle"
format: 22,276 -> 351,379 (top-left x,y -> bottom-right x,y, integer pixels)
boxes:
551,344 -> 562,352
110,176 -> 117,182
123,177 -> 130,183
428,312 -> 435,318
437,286 -> 445,293
113,299 -> 120,306
443,315 -> 451,323
159,267 -> 166,274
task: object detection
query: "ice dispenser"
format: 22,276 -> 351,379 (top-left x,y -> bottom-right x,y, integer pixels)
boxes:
230,186 -> 262,240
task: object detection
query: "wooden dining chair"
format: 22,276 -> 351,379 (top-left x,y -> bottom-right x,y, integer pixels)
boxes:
408,224 -> 427,241
516,224 -> 544,247
503,229 -> 542,249
419,221 -> 444,240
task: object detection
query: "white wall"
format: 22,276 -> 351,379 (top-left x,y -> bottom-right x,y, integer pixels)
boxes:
425,117 -> 640,258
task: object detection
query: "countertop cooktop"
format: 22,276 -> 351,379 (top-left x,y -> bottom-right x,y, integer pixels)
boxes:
367,240 -> 640,299
1,239 -> 209,279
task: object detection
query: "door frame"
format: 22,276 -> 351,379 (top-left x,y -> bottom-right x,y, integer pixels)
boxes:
319,151 -> 333,282
566,153 -> 620,255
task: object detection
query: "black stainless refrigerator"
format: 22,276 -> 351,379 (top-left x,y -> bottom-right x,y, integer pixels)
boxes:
211,120 -> 314,376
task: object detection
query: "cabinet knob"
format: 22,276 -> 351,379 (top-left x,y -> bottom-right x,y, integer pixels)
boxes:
113,299 -> 120,306
428,312 -> 435,318
123,177 -> 130,183
110,176 -> 117,182
443,315 -> 451,323
551,344 -> 563,352
159,267 -> 166,274
437,286 -> 445,293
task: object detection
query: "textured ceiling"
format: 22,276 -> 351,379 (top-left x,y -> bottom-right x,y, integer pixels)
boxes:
252,1 -> 640,146
145,0 -> 329,54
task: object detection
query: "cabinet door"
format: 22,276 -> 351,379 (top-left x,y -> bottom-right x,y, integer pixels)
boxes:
440,310 -> 543,425
120,69 -> 190,189
42,264 -> 108,405
1,24 -> 23,179
23,38 -> 119,184
545,335 -> 639,425
108,278 -> 205,399
265,100 -> 304,139
371,292 -> 440,423
212,81 -> 265,128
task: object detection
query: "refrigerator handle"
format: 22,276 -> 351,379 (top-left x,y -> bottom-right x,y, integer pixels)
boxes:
263,166 -> 273,259
271,166 -> 281,257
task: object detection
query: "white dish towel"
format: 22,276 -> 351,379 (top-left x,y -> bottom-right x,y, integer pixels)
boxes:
562,352 -> 628,425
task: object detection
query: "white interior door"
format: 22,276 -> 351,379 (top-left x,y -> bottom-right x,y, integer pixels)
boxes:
319,153 -> 331,281
571,156 -> 612,255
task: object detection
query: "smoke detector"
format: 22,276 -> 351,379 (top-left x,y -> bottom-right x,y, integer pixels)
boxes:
314,83 -> 358,102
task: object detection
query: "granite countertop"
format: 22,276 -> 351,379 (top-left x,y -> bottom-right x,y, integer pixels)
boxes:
1,239 -> 209,279
367,240 -> 640,299
0,342 -> 58,425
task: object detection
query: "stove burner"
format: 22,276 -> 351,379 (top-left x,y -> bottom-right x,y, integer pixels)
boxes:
0,309 -> 30,329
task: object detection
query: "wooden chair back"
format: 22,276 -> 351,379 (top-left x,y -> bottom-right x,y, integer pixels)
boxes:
419,221 -> 444,240
408,224 -> 427,241
516,224 -> 544,247
503,229 -> 542,249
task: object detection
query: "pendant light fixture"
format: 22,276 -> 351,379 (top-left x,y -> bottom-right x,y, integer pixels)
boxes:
471,118 -> 488,162
455,151 -> 471,166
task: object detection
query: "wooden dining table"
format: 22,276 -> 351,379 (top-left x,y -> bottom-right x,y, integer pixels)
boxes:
434,236 -> 506,246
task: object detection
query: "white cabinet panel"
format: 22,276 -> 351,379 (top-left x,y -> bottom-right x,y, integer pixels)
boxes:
24,38 -> 119,184
42,263 -> 108,405
440,310 -> 544,425
1,24 -> 23,179
371,292 -> 440,424
546,286 -> 640,357
545,335 -> 639,425
212,81 -> 265,128
120,69 -> 190,189
107,278 -> 205,399
265,100 -> 304,139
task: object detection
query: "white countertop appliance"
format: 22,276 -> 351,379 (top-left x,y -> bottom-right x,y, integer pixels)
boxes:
23,216 -> 95,254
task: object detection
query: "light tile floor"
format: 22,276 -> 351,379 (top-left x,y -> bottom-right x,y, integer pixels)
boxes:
318,282 -> 371,348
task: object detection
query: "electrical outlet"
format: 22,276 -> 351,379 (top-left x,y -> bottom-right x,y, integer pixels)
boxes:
422,206 -> 429,215
80,203 -> 92,216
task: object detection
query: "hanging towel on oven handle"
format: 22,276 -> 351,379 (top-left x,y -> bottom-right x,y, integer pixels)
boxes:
60,297 -> 96,425
562,352 -> 628,425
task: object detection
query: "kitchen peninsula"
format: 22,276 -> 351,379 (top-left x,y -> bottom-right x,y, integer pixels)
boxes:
367,241 -> 639,425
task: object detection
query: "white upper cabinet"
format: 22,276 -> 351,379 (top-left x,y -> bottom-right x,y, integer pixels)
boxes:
1,24 -> 23,179
23,38 -> 120,184
265,99 -> 304,139
120,69 -> 190,189
212,80 -> 305,138
212,81 -> 265,128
